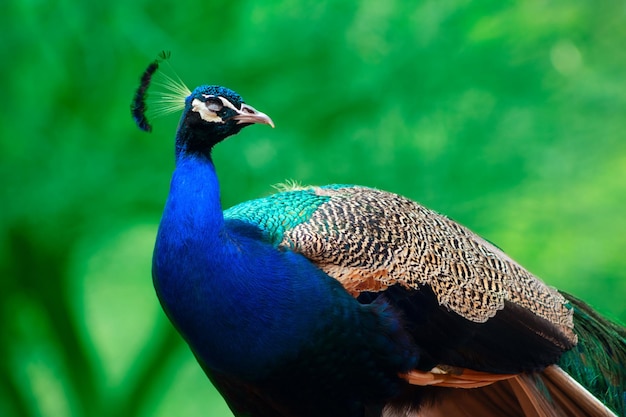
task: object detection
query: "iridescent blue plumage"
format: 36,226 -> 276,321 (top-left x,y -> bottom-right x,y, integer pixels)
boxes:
152,162 -> 421,416
132,61 -> 625,416
148,86 -> 419,416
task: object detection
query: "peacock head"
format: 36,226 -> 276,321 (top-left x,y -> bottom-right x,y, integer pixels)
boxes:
131,53 -> 274,157
182,85 -> 273,145
175,85 -> 274,155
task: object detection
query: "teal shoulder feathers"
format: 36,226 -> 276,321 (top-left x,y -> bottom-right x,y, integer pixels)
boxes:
224,184 -> 337,244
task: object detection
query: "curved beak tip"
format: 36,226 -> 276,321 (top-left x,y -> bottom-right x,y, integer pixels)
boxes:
232,104 -> 275,129
250,110 -> 274,128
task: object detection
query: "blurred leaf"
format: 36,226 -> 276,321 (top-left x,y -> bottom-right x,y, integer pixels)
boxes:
68,223 -> 164,395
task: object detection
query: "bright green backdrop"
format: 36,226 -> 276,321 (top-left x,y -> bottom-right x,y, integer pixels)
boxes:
2,1 -> 625,416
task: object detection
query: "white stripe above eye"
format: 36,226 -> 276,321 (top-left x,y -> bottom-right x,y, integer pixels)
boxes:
200,94 -> 241,112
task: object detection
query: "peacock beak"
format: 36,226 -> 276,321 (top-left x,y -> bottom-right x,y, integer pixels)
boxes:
231,103 -> 275,128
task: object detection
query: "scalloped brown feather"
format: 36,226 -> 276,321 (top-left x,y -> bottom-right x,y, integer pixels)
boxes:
280,186 -> 576,344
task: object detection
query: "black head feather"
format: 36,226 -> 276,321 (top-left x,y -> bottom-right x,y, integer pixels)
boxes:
131,51 -> 171,132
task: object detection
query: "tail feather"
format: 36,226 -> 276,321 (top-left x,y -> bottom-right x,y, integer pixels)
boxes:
388,290 -> 626,417
391,375 -> 545,417
557,292 -> 626,416
392,366 -> 616,417
507,373 -> 559,417
541,366 -> 617,417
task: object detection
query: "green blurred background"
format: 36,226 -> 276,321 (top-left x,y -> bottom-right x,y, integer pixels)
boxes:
2,1 -> 625,416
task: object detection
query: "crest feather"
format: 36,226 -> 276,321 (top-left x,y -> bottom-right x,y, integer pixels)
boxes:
131,51 -> 191,132
272,180 -> 309,192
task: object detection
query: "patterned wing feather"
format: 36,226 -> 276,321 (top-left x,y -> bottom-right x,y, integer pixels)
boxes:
224,185 -> 622,415
276,186 -> 575,343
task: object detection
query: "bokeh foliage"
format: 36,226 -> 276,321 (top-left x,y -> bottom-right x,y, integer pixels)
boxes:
1,1 -> 625,416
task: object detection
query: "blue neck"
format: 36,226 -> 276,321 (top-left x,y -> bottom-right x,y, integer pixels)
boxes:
152,151 -> 419,406
152,152 -> 324,379
153,152 -> 226,289
153,152 -> 236,363
164,153 -> 223,234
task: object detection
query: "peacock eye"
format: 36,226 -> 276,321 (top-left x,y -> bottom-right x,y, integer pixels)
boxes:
205,98 -> 223,113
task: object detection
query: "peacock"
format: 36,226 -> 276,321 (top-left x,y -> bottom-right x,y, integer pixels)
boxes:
132,55 -> 626,417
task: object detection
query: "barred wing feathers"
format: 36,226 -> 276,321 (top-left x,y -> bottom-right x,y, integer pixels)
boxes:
225,185 -> 622,416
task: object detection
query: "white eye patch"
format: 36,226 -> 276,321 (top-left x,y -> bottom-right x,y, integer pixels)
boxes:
191,98 -> 224,123
191,95 -> 242,123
